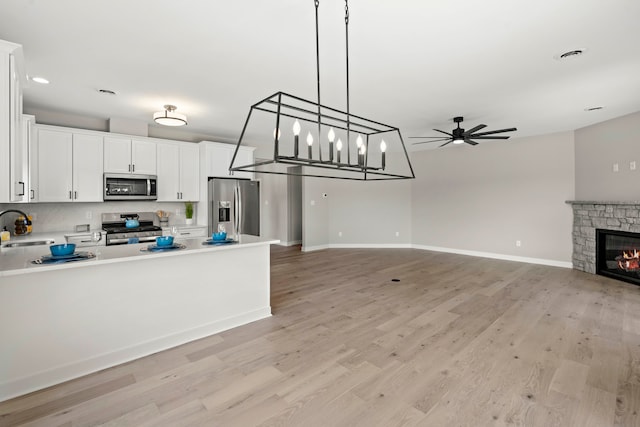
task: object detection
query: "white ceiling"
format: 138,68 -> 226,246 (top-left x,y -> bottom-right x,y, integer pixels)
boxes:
1,0 -> 639,151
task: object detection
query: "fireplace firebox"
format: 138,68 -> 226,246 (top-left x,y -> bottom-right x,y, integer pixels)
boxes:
596,228 -> 640,286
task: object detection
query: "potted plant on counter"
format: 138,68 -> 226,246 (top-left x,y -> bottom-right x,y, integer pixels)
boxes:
185,201 -> 194,225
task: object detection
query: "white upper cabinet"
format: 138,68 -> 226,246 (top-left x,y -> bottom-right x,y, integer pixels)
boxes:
34,127 -> 103,202
0,40 -> 25,203
203,142 -> 255,180
157,141 -> 199,201
72,133 -> 104,202
104,136 -> 156,175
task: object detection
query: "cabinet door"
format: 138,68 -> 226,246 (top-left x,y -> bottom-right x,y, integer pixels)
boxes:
206,144 -> 232,178
0,52 -> 9,202
9,56 -> 26,202
37,129 -> 73,202
73,133 -> 103,202
104,136 -> 131,173
131,139 -> 156,174
233,147 -> 255,180
179,143 -> 200,201
156,142 -> 180,201
28,121 -> 38,202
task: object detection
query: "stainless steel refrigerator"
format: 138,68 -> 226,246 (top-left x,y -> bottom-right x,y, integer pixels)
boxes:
208,178 -> 260,238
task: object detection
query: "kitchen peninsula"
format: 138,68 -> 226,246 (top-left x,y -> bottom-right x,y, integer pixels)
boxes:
0,236 -> 277,402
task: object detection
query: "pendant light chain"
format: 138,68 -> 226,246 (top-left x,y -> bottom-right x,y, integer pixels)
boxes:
345,0 -> 351,163
314,0 -> 323,161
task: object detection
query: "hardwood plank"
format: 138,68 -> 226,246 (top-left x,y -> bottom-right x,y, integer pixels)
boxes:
0,246 -> 638,426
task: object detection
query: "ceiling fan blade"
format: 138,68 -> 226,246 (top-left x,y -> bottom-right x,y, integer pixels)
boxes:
470,127 -> 517,137
471,136 -> 511,140
464,139 -> 479,146
439,140 -> 453,147
412,138 -> 451,145
408,136 -> 453,139
433,129 -> 453,137
464,124 -> 486,135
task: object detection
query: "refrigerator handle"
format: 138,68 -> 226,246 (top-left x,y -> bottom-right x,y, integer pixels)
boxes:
236,182 -> 242,237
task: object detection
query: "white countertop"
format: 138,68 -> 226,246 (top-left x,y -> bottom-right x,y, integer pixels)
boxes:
0,235 -> 279,277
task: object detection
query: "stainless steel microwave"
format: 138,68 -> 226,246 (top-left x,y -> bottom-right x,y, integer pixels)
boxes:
104,174 -> 157,201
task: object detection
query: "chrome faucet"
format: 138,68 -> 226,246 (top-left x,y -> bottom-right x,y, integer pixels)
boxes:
0,209 -> 33,229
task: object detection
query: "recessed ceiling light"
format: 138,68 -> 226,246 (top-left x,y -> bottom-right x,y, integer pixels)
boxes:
554,48 -> 588,61
98,89 -> 117,95
31,76 -> 49,84
584,106 -> 604,111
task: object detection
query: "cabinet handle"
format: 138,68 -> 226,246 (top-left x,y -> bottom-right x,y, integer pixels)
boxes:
74,191 -> 78,199
128,164 -> 131,172
30,189 -> 34,200
17,182 -> 25,196
132,164 -> 135,172
69,191 -> 73,200
181,232 -> 191,235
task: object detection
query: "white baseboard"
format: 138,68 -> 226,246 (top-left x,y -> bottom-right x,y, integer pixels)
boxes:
301,244 -> 330,252
411,244 -> 572,268
279,240 -> 302,247
329,243 -> 413,249
0,307 -> 272,403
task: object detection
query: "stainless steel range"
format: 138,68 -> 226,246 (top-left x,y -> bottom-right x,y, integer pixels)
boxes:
101,212 -> 163,246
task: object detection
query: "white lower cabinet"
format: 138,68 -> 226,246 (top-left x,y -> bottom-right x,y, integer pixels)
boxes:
157,141 -> 199,201
34,128 -> 103,202
164,225 -> 207,239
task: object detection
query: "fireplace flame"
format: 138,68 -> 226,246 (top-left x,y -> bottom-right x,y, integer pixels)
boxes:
617,249 -> 640,271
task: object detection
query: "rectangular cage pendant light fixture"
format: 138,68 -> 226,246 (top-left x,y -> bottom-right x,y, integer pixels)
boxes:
229,92 -> 415,180
229,0 -> 415,181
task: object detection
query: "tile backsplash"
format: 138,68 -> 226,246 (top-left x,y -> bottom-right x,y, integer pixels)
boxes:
0,201 -> 199,233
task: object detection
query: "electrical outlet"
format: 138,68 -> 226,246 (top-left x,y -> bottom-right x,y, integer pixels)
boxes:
631,161 -> 637,171
613,163 -> 619,172
85,211 -> 92,219
395,231 -> 400,237
338,231 -> 342,237
516,240 -> 521,247
310,200 -> 315,206
264,200 -> 269,205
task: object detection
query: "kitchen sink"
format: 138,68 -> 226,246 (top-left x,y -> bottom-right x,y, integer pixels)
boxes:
2,239 -> 55,248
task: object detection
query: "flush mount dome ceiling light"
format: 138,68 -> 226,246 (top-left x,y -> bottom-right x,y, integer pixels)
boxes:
30,76 -> 49,84
153,104 -> 188,127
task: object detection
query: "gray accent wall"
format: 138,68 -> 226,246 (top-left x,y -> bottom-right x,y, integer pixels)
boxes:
327,180 -> 412,245
410,131 -> 575,262
575,111 -> 640,201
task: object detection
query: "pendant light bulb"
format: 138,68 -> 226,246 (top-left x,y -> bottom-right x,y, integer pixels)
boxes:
360,143 -> 366,154
306,132 -> 314,146
380,140 -> 387,152
292,120 -> 301,136
327,127 -> 335,143
356,134 -> 363,148
336,139 -> 343,151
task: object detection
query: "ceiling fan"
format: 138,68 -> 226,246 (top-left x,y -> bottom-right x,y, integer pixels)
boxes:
410,116 -> 517,147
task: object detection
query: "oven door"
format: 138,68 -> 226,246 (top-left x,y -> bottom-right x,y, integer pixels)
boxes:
104,174 -> 157,200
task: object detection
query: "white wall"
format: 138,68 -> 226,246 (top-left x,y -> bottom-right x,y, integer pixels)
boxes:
302,177 -> 330,250
410,131 -> 575,263
575,110 -> 640,200
259,173 -> 289,243
327,180 -> 412,246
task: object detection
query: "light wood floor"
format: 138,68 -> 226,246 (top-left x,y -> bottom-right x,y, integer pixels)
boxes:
2,246 -> 640,426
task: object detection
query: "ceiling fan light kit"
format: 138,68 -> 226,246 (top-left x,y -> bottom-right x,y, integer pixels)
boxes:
229,0 -> 414,181
411,116 -> 517,148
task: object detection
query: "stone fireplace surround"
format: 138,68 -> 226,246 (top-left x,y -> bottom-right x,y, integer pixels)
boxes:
568,200 -> 640,274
